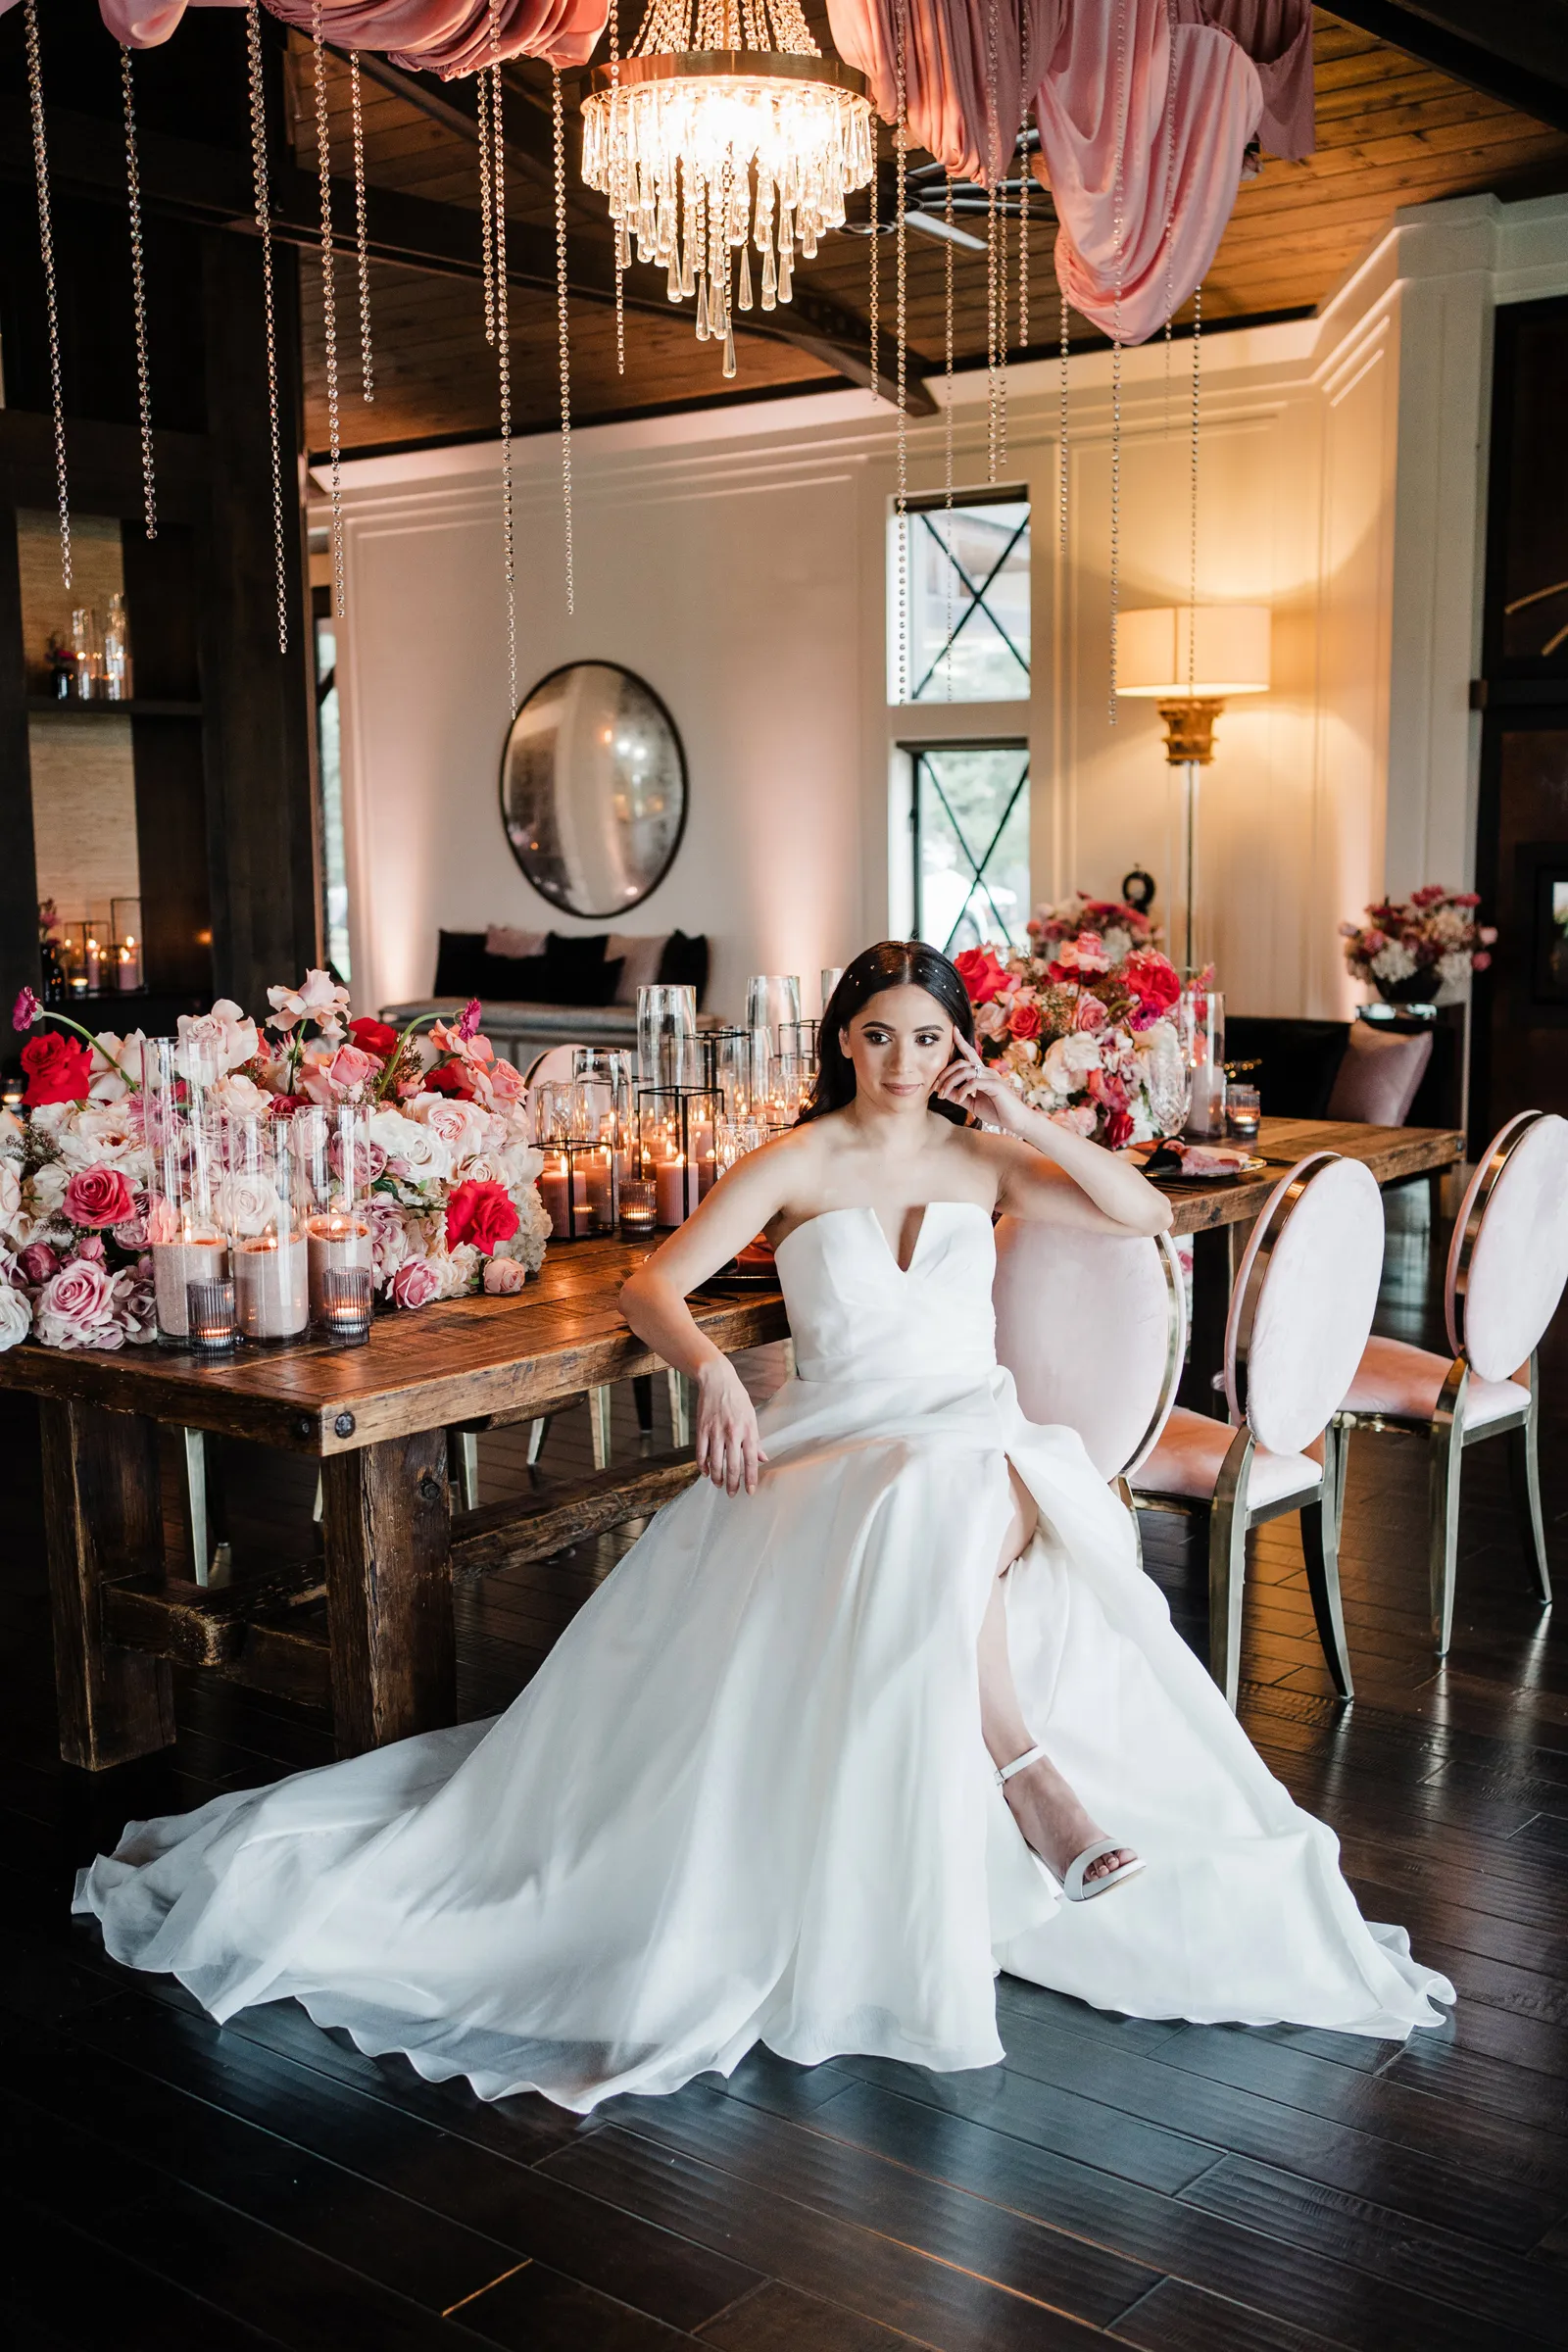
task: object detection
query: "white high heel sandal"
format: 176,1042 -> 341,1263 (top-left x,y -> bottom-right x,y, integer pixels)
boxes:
994,1743 -> 1147,1902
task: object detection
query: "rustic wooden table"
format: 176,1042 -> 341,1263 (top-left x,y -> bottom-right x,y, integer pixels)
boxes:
1,1115 -> 1462,1773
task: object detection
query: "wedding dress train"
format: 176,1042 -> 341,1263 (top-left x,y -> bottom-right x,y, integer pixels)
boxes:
74,1202 -> 1452,2112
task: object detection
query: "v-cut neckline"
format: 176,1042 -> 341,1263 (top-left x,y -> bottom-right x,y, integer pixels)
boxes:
872,1201 -> 933,1276
775,1200 -> 988,1276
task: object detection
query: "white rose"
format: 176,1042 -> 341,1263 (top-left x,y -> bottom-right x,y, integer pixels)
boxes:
0,1283 -> 30,1351
216,1169 -> 279,1238
0,1160 -> 20,1222
495,1142 -> 543,1190
366,1108 -> 453,1185
433,1242 -> 478,1299
407,1094 -> 489,1162
214,1071 -> 271,1119
1042,1032 -> 1102,1092
1370,942 -> 1416,983
57,1101 -> 145,1170
178,999 -> 260,1075
27,1163 -> 70,1217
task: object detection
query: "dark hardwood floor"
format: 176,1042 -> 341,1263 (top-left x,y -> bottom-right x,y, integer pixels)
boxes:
3,1182 -> 1565,2350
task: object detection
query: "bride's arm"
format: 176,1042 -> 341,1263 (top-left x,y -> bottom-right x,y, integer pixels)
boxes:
618,1134 -> 809,1494
938,1036 -> 1173,1237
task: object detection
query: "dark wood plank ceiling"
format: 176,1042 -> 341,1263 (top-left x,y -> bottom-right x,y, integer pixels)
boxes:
299,8 -> 1568,457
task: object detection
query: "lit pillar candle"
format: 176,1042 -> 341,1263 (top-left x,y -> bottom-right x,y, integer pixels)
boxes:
656,1154 -> 688,1227
234,1233 -> 310,1341
152,1236 -> 228,1340
306,1213 -> 371,1320
539,1153 -> 570,1237
585,1149 -> 613,1227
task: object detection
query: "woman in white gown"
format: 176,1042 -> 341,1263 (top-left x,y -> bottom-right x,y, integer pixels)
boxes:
74,942 -> 1452,2113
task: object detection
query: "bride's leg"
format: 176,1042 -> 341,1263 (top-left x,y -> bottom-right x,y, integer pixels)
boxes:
978,1471 -> 1138,1889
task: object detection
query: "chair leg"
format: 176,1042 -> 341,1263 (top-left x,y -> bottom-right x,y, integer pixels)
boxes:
632,1373 -> 654,1436
667,1367 -> 691,1447
1208,1428 -> 1254,1712
1300,1424 -> 1354,1699
180,1427 -> 211,1588
1115,1476 -> 1145,1573
526,1417 -> 549,1467
448,1428 -> 480,1512
1428,1361 -> 1468,1657
589,1384 -> 612,1472
1506,1351 -> 1552,1609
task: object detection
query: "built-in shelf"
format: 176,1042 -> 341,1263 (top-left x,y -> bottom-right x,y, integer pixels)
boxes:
26,697 -> 204,718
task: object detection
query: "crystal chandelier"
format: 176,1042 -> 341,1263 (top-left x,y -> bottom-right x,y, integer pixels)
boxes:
581,1 -> 873,378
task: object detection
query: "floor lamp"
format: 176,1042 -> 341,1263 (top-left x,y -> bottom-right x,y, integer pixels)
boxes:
1115,607 -> 1271,973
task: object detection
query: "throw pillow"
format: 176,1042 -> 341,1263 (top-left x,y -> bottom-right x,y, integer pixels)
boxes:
658,929 -> 710,1005
480,953 -> 625,1007
432,930 -> 488,997
607,932 -> 669,1004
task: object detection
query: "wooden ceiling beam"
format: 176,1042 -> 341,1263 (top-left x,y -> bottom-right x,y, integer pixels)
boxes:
1321,4 -> 1568,134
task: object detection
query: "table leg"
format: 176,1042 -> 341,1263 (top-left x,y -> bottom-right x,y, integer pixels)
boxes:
39,1399 -> 173,1771
1179,1224 -> 1235,1416
320,1429 -> 456,1758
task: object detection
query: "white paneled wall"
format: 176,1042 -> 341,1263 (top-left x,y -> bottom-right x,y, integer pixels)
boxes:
323,189 -> 1568,1026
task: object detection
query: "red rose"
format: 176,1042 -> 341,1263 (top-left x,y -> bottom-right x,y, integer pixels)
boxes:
63,1164 -> 134,1230
952,946 -> 1009,1006
425,1060 -> 476,1100
445,1178 -> 519,1253
1007,997 -> 1042,1042
1121,949 -> 1181,1016
21,1031 -> 93,1106
349,1016 -> 400,1058
1102,1108 -> 1135,1151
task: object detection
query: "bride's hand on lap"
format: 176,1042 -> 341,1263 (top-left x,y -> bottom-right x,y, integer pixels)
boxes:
695,1358 -> 767,1495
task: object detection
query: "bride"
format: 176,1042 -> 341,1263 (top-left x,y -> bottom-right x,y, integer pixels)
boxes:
74,940 -> 1452,2112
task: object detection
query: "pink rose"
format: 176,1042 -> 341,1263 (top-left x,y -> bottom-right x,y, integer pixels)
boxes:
973,998 -> 1010,1043
145,1194 -> 179,1245
34,1256 -> 122,1350
389,1257 -> 442,1310
366,1200 -> 411,1282
483,1255 -> 527,1296
487,1056 -> 525,1104
75,1235 -> 107,1262
63,1163 -> 135,1230
326,1044 -> 376,1098
1074,994 -> 1109,1032
19,1241 -> 60,1285
112,1210 -> 151,1251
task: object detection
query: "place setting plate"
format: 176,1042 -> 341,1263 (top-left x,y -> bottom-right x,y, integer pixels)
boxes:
1130,1143 -> 1269,1186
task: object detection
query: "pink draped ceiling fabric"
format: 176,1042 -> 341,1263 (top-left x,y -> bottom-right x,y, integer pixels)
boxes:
827,0 -> 1311,345
57,0 -> 608,74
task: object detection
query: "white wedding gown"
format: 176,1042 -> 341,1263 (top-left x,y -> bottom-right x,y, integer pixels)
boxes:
75,1202 -> 1452,2111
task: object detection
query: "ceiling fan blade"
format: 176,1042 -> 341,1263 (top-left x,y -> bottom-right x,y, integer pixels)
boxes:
906,209 -> 988,253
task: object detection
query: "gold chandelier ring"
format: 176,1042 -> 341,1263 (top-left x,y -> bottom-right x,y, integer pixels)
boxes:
585,50 -> 869,99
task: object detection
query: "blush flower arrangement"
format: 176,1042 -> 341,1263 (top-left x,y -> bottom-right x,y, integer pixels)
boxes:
1025,891 -> 1160,966
1340,888 -> 1496,1004
954,935 -> 1187,1150
0,974 -> 550,1354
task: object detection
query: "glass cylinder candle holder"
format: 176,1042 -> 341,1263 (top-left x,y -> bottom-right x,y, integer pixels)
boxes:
1180,986 -> 1227,1141
318,1265 -> 372,1345
744,973 -> 802,1052
300,1103 -> 372,1329
225,1114 -> 310,1343
538,1140 -> 618,1240
636,1083 -> 721,1223
716,1116 -> 770,1175
637,983 -> 697,1088
619,1175 -> 658,1235
778,1017 -> 819,1066
146,1039 -> 229,1343
532,1080 -> 577,1152
186,1275 -> 238,1353
820,966 -> 845,1012
767,1052 -> 811,1126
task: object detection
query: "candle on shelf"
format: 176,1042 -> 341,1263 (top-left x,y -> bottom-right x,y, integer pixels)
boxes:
656,1154 -> 688,1227
539,1152 -> 570,1237
234,1233 -> 309,1342
619,1176 -> 657,1234
152,1236 -> 228,1340
318,1265 -> 372,1345
306,1212 -> 371,1322
84,936 -> 101,992
185,1275 -> 238,1352
117,935 -> 141,991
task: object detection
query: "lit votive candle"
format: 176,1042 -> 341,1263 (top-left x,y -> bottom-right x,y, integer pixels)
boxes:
620,1176 -> 657,1234
234,1233 -> 310,1342
307,1212 -> 371,1322
153,1236 -> 228,1341
185,1275 -> 238,1353
539,1153 -> 571,1237
319,1265 -> 373,1345
656,1153 -> 688,1227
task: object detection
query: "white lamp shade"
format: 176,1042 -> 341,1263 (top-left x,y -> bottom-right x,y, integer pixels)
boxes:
1115,606 -> 1271,698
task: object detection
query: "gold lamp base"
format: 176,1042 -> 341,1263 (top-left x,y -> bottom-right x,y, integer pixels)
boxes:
1156,698 -> 1226,765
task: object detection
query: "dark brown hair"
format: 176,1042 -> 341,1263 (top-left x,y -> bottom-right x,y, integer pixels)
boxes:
798,941 -> 975,1124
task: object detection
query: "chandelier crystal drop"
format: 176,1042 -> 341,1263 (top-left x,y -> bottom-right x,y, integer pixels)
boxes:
581,0 -> 873,375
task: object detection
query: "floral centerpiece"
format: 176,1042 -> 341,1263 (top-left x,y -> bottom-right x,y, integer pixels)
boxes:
1026,891 -> 1160,967
0,972 -> 549,1353
954,934 -> 1186,1149
1340,888 -> 1496,1004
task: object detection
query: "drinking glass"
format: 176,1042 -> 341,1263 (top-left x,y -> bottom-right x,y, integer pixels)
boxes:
637,984 -> 696,1087
1144,1025 -> 1192,1139
532,1080 -> 579,1148
820,967 -> 845,1013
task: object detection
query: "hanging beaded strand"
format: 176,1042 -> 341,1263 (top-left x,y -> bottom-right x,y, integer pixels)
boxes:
894,0 -> 908,705
868,117 -> 879,397
120,46 -> 156,541
246,2 -> 288,655
311,2 -> 344,619
944,171 -> 955,703
552,65 -> 574,617
984,0 -> 1000,481
1189,280 -> 1201,700
610,0 -> 625,373
476,66 -> 495,344
1107,0 -> 1128,723
1017,2 -> 1031,356
349,52 -> 373,403
1160,0 -> 1177,434
487,12 -> 516,699
24,0 -> 70,589
1058,290 -> 1069,567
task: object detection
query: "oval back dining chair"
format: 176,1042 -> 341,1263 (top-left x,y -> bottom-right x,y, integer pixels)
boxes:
992,1218 -> 1187,1502
522,1043 -> 582,1095
1338,1109 -> 1568,1655
1133,1153 -> 1386,1709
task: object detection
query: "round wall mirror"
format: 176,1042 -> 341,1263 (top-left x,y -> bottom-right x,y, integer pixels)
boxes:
499,661 -> 688,918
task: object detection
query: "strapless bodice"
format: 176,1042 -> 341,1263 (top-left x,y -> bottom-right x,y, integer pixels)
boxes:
773,1201 -> 999,1383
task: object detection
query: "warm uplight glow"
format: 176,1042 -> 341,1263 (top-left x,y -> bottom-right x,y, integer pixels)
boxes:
581,4 -> 872,379
1114,606 -> 1272,700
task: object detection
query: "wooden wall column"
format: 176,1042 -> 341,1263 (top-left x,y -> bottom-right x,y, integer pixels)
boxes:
320,1429 -> 456,1757
39,1399 -> 174,1770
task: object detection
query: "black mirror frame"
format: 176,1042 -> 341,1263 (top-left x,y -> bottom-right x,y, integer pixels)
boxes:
497,659 -> 690,920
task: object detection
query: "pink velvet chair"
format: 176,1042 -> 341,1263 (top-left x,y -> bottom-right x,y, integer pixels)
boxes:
1132,1154 -> 1387,1709
1336,1110 -> 1568,1655
993,1219 -> 1187,1530
1325,1020 -> 1433,1126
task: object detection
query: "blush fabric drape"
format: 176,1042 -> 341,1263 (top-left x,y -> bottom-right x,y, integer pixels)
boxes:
826,0 -> 1310,345
62,0 -> 608,74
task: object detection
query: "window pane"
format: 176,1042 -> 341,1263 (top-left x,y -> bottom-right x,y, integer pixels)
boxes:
890,500 -> 1030,704
914,747 -> 1030,953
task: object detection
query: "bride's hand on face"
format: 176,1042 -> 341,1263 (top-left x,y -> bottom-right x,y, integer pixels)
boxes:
695,1356 -> 768,1495
936,1033 -> 1030,1136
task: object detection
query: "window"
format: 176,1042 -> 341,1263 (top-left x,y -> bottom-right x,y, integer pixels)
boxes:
910,744 -> 1030,953
889,492 -> 1030,704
